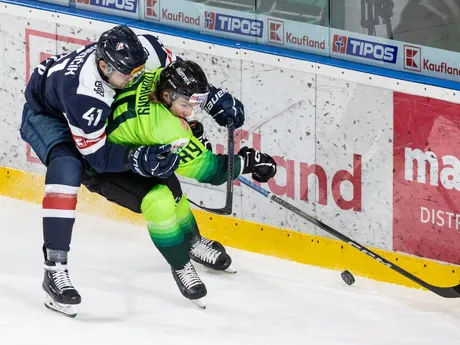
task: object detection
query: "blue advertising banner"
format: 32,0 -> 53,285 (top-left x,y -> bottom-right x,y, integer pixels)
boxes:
75,0 -> 139,19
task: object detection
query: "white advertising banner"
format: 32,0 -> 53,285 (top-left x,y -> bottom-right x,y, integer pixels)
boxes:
141,0 -> 329,56
314,75 -> 393,247
331,28 -> 460,84
264,16 -> 328,56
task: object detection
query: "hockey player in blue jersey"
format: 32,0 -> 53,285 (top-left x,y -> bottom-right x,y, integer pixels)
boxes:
20,25 -> 245,317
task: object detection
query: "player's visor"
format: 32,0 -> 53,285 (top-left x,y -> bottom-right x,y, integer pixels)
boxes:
181,92 -> 209,112
107,62 -> 146,86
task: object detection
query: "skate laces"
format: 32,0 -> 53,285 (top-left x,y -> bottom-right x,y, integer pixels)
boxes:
190,239 -> 221,265
46,263 -> 75,292
176,262 -> 202,289
200,238 -> 215,247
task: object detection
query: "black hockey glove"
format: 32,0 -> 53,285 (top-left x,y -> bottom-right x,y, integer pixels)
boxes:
128,144 -> 179,178
238,147 -> 277,183
205,85 -> 245,129
188,120 -> 213,152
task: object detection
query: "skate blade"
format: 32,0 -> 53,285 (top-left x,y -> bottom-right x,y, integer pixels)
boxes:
191,298 -> 206,309
44,294 -> 77,318
224,265 -> 237,274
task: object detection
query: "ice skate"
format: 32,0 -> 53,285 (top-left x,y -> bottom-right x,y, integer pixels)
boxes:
172,261 -> 207,309
190,236 -> 236,273
42,261 -> 81,318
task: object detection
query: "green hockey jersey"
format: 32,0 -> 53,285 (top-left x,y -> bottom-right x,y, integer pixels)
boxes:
107,69 -> 241,185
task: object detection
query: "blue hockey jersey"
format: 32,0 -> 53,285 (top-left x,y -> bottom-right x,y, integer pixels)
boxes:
24,34 -> 178,173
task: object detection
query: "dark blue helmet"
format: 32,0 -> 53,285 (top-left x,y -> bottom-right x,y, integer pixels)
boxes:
96,25 -> 148,75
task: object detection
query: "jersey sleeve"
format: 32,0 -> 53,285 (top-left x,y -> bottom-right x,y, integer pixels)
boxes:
62,94 -> 129,173
138,34 -> 181,72
176,136 -> 242,185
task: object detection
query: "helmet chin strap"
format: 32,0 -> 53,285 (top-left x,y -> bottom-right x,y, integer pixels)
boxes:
96,58 -> 110,83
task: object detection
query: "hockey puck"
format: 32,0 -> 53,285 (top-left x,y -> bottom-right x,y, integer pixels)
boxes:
341,270 -> 355,285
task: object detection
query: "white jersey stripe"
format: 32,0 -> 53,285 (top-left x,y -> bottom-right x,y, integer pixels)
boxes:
43,209 -> 76,218
76,135 -> 107,155
45,184 -> 79,194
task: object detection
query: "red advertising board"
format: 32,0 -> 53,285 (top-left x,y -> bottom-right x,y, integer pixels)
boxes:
393,92 -> 460,264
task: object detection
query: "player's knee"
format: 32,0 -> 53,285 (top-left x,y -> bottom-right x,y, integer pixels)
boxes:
141,185 -> 177,223
46,156 -> 82,187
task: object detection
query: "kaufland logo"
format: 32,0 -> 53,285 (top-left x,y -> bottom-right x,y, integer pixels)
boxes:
162,8 -> 200,26
268,18 -> 325,49
404,45 -> 421,72
404,45 -> 460,77
268,19 -> 284,44
145,0 -> 159,20
204,11 -> 263,38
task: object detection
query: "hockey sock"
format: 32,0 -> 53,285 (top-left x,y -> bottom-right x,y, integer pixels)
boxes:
43,155 -> 81,252
141,184 -> 189,269
175,196 -> 201,250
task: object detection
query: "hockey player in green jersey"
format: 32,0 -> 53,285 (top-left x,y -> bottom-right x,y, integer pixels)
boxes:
82,61 -> 277,308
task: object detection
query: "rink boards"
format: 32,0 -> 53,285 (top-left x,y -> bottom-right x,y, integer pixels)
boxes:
0,2 -> 459,290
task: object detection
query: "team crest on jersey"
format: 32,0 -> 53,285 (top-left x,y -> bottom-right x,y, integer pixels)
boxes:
94,81 -> 104,97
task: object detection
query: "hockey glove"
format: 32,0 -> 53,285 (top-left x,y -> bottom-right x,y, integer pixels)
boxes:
128,144 -> 179,178
239,146 -> 277,183
188,120 -> 212,152
205,85 -> 245,129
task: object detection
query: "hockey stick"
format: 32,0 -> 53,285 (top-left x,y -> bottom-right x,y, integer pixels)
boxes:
188,118 -> 234,215
237,175 -> 460,298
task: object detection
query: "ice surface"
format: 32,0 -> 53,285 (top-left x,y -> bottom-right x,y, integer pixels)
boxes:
0,196 -> 459,345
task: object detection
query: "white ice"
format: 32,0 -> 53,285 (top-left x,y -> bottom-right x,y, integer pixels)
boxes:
0,195 -> 459,345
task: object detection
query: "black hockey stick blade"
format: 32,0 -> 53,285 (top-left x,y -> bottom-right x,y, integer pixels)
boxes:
188,118 -> 235,215
432,284 -> 460,298
237,175 -> 460,298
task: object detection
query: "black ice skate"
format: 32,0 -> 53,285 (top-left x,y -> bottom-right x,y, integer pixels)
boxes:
172,261 -> 207,309
42,260 -> 81,318
189,236 -> 236,273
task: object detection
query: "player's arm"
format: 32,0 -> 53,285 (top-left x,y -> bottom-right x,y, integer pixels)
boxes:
63,94 -> 130,173
65,95 -> 180,177
137,34 -> 182,72
174,135 -> 241,185
175,122 -> 276,184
